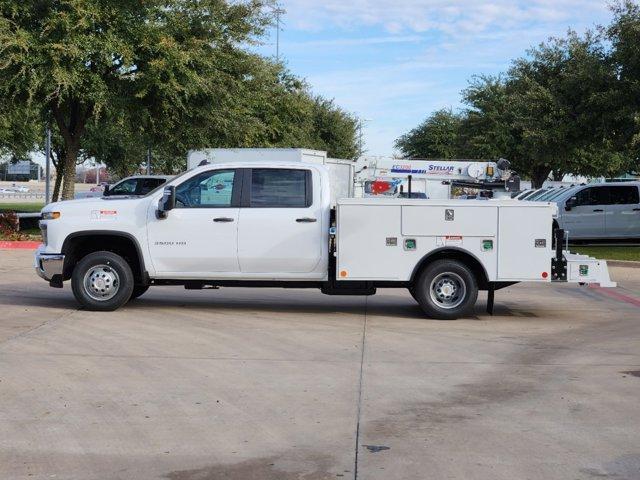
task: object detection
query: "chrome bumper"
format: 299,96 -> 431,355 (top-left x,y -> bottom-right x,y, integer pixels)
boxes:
34,249 -> 65,282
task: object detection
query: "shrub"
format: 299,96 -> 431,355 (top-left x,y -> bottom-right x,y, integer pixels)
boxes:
0,211 -> 25,240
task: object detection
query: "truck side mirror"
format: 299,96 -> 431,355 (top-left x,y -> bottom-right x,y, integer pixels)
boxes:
565,196 -> 576,211
157,186 -> 176,219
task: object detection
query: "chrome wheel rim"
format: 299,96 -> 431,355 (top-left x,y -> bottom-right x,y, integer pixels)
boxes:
83,264 -> 120,301
429,272 -> 466,309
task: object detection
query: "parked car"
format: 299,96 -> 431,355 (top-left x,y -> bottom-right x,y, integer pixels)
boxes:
75,175 -> 171,199
540,182 -> 640,240
104,175 -> 172,197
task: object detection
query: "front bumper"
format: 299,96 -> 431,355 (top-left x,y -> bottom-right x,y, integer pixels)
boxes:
34,247 -> 65,283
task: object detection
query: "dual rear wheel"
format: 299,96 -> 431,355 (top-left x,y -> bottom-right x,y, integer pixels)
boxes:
410,259 -> 478,320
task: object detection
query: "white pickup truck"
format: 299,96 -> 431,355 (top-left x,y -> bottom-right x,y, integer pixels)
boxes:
35,160 -> 615,319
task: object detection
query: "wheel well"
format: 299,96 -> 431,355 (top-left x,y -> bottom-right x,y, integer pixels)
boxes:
411,248 -> 489,290
62,233 -> 145,282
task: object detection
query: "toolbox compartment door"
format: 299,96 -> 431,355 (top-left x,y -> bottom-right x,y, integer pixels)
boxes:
497,206 -> 552,280
401,205 -> 497,237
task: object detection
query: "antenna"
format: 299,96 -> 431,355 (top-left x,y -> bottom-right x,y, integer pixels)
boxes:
273,5 -> 285,61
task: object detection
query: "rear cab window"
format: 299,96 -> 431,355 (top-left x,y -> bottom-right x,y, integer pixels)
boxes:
248,168 -> 312,208
608,185 -> 639,205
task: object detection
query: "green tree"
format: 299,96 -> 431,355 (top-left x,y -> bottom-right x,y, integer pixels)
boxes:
0,100 -> 40,161
0,0 -> 272,199
607,0 -> 640,171
395,109 -> 465,159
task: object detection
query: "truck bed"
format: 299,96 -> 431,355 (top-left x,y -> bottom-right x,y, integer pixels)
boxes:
336,198 -> 556,283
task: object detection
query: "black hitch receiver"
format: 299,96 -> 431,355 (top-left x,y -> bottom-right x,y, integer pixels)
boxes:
551,228 -> 567,281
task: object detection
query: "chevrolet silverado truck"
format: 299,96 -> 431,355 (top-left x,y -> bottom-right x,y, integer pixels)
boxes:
35,160 -> 615,319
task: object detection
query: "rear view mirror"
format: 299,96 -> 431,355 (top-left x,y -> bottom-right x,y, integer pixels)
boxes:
565,196 -> 577,211
157,186 -> 176,219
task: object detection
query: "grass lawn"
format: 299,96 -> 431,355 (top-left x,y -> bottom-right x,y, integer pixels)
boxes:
571,246 -> 640,262
0,202 -> 44,213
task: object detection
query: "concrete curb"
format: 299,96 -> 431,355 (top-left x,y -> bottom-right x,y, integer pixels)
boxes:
0,241 -> 42,250
607,260 -> 640,268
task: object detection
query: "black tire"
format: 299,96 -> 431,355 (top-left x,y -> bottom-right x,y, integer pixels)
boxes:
129,285 -> 150,301
413,259 -> 478,320
71,251 -> 134,311
408,286 -> 419,302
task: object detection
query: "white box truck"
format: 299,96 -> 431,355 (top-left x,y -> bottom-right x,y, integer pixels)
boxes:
35,151 -> 615,319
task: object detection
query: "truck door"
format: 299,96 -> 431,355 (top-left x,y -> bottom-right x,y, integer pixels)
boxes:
147,168 -> 241,275
237,168 -> 323,274
562,186 -> 607,239
605,185 -> 640,238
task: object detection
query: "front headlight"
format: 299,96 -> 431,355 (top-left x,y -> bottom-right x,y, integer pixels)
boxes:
41,211 -> 61,220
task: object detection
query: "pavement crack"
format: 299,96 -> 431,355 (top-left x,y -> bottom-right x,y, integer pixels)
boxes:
353,295 -> 368,480
0,307 -> 79,348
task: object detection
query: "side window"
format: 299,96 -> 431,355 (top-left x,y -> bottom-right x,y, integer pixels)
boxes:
608,186 -> 640,205
574,187 -> 608,206
110,179 -> 137,195
250,169 -> 310,207
175,169 -> 237,208
138,178 -> 166,195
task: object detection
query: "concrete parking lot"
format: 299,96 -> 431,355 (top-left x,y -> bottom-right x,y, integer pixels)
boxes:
1,249 -> 640,480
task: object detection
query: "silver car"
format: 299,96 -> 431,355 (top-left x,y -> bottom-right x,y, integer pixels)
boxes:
534,182 -> 640,240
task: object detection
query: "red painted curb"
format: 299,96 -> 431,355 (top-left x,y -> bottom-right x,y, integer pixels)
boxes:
590,285 -> 640,308
0,241 -> 42,250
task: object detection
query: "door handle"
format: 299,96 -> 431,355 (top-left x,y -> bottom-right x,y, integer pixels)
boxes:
633,208 -> 640,211
592,209 -> 604,212
213,217 -> 234,222
296,217 -> 317,223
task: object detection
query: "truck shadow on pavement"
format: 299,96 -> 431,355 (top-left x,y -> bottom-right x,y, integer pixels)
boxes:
2,282 -> 547,320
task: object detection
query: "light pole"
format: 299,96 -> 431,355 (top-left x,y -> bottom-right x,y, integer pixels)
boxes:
358,118 -> 370,159
44,124 -> 51,204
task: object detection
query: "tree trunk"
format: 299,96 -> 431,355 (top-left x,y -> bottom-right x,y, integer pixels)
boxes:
52,100 -> 90,201
60,143 -> 79,200
531,165 -> 552,189
52,165 -> 64,202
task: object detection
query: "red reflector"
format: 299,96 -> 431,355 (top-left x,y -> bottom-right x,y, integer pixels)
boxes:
542,272 -> 548,279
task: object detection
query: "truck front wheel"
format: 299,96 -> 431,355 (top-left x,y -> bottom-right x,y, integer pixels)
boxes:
71,251 -> 134,311
413,259 -> 478,320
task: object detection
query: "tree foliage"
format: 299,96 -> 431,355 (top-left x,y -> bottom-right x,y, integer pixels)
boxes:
0,0 -> 268,198
0,2 -> 358,194
396,1 -> 640,187
395,109 -> 466,159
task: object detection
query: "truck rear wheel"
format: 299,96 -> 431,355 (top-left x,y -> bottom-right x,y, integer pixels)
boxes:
71,251 -> 134,311
413,259 -> 478,320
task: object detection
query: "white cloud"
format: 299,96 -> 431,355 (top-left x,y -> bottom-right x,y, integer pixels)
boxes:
279,0 -> 609,35
273,0 -> 612,155
283,34 -> 424,48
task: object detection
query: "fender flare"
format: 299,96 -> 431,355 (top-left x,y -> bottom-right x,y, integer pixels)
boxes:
410,246 -> 490,289
61,230 -> 147,282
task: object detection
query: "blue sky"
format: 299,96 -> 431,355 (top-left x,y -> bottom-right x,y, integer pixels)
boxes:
257,0 -> 613,157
